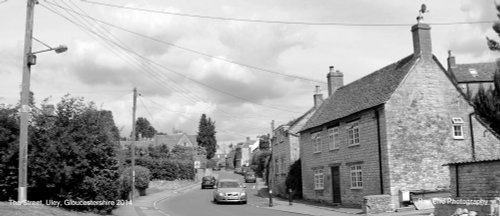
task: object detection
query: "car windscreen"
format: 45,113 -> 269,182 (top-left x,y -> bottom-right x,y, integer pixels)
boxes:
218,181 -> 240,188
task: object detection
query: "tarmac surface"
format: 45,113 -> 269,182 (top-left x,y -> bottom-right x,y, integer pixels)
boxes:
112,178 -> 434,216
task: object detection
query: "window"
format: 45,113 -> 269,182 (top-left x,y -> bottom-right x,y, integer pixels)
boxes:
275,159 -> 280,174
350,165 -> 363,189
328,127 -> 339,150
313,168 -> 324,190
347,121 -> 360,145
312,132 -> 322,153
452,117 -> 464,139
281,158 -> 286,174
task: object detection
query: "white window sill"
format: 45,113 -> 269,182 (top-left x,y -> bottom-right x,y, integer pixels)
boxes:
348,144 -> 360,147
350,187 -> 363,190
453,136 -> 464,140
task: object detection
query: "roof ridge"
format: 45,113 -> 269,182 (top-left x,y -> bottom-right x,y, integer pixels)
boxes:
300,54 -> 418,132
334,54 -> 415,92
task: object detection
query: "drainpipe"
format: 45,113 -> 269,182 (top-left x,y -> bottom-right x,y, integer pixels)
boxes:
455,164 -> 460,197
468,113 -> 476,160
375,109 -> 384,194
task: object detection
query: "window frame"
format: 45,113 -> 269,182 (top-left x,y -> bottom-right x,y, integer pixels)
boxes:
328,127 -> 340,150
452,117 -> 464,140
313,168 -> 324,190
311,132 -> 322,153
350,164 -> 363,189
347,121 -> 360,146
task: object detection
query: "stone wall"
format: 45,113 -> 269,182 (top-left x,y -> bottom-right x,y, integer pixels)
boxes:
433,197 -> 500,216
449,160 -> 500,199
362,195 -> 393,214
385,57 -> 477,203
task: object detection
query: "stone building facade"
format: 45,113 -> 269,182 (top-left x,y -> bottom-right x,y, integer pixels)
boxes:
270,88 -> 322,196
299,21 -> 500,208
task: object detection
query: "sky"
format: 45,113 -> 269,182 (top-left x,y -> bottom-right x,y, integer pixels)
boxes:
0,0 -> 499,147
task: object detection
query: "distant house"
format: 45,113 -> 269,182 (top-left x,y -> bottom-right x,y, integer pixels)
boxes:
240,137 -> 259,167
446,52 -> 496,98
269,86 -> 323,196
299,21 -> 500,208
120,132 -> 198,151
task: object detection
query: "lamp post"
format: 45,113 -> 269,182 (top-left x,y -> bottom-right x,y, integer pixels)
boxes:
18,0 -> 67,202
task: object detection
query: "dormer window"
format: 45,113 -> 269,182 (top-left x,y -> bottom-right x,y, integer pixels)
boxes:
452,117 -> 464,139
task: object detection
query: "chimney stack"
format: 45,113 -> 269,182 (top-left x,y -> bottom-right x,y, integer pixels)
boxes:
447,50 -> 456,70
327,66 -> 344,96
313,85 -> 324,109
411,23 -> 432,57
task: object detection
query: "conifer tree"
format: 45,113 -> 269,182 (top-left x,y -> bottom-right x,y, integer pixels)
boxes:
474,2 -> 500,135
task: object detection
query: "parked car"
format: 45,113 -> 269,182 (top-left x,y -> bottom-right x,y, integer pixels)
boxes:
213,179 -> 247,204
233,167 -> 242,174
241,166 -> 252,175
201,176 -> 217,189
244,172 -> 256,183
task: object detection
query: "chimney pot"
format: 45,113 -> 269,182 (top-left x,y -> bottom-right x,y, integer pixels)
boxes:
329,66 -> 334,73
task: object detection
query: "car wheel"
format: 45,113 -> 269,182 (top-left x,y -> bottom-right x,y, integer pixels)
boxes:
242,201 -> 247,204
201,186 -> 204,189
213,198 -> 217,204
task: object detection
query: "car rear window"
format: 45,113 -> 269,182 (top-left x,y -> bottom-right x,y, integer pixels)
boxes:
203,176 -> 214,180
218,181 -> 240,188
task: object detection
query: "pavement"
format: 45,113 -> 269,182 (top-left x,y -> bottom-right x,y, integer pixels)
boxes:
112,183 -> 200,216
113,178 -> 434,216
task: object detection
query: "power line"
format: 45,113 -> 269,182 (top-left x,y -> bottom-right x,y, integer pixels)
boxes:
63,1 -> 326,84
44,1 -> 304,114
43,1 -> 204,106
60,0 -> 207,105
81,0 -> 495,27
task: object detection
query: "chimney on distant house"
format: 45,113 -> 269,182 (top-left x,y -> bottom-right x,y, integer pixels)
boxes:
327,66 -> 343,96
447,50 -> 457,70
411,6 -> 432,57
313,85 -> 323,109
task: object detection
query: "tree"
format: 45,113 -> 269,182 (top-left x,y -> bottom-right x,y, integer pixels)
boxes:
197,114 -> 217,159
134,117 -> 157,139
474,2 -> 500,135
285,159 -> 302,198
29,95 -> 121,213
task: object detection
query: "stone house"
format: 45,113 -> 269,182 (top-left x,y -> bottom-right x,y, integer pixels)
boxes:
446,51 -> 496,98
269,87 -> 323,196
298,21 -> 500,208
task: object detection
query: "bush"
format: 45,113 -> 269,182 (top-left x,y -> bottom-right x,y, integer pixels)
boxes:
285,159 -> 302,198
121,166 -> 151,196
134,157 -> 194,181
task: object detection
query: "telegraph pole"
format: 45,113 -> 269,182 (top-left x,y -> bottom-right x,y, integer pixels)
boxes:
131,88 -> 137,201
18,0 -> 36,202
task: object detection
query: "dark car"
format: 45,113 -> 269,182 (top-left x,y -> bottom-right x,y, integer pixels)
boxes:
201,176 -> 217,189
244,172 -> 256,183
213,179 -> 247,204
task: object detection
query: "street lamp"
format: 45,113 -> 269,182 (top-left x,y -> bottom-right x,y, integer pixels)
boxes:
18,32 -> 67,202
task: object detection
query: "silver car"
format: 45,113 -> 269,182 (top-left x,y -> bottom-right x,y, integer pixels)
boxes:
213,179 -> 247,204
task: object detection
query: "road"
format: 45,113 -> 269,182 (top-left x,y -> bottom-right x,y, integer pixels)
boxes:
157,170 -> 304,216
